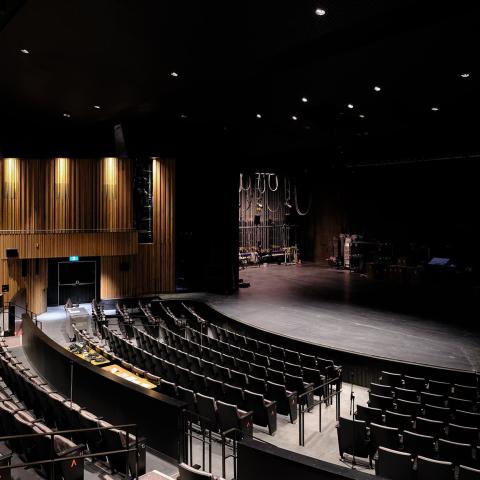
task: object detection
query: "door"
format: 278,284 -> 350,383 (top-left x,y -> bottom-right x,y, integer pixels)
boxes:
58,261 -> 96,305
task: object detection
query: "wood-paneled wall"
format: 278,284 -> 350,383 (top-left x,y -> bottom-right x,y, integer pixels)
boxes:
0,231 -> 138,259
0,258 -> 48,313
101,158 -> 175,298
0,157 -> 133,232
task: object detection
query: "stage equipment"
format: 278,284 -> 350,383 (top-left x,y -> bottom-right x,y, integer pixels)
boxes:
65,306 -> 90,341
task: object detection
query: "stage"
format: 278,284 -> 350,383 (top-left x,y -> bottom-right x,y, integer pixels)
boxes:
202,264 -> 480,371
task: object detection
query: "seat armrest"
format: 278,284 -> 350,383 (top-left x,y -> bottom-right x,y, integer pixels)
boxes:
237,410 -> 254,420
285,390 -> 297,398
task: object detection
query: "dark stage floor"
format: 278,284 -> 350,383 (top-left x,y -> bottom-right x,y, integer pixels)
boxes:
204,264 -> 480,371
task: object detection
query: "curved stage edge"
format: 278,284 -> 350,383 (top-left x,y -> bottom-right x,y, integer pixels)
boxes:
22,315 -> 187,462
191,301 -> 477,388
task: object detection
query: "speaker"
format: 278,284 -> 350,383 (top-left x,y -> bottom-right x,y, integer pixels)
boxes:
6,248 -> 18,258
8,304 -> 15,334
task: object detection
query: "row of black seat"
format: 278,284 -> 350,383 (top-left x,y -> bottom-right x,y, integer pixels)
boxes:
133,326 -> 317,407
375,445 -> 480,480
338,416 -> 480,471
0,339 -> 145,478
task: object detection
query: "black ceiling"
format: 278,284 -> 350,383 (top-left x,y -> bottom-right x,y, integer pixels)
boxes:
1,0 -> 480,162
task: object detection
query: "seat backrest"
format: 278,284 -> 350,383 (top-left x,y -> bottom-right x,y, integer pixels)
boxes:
196,393 -> 217,427
454,409 -> 480,429
356,405 -> 383,425
402,430 -> 435,458
404,375 -> 426,392
217,401 -> 239,432
438,438 -> 473,467
224,383 -> 244,408
384,410 -> 412,431
369,393 -> 394,411
429,379 -> 452,396
424,403 -> 451,423
421,391 -> 445,406
458,465 -> 480,480
415,416 -> 445,438
453,384 -> 478,402
417,456 -> 453,480
380,371 -> 402,387
177,386 -> 196,411
370,423 -> 400,451
244,390 -> 264,411
267,368 -> 285,385
448,396 -> 474,412
448,423 -> 479,445
395,387 -> 418,402
396,398 -> 422,417
376,447 -> 413,480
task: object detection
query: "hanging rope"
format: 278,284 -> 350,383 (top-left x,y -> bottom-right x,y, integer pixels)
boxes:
267,173 -> 279,192
239,173 -> 251,193
255,172 -> 266,194
294,184 -> 312,216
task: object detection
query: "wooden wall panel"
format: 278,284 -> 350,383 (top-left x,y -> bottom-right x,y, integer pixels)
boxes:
0,157 -> 133,232
0,231 -> 138,259
0,259 -> 48,313
101,158 -> 175,298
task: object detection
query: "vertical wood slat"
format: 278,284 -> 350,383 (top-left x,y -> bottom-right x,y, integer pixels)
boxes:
100,158 -> 175,299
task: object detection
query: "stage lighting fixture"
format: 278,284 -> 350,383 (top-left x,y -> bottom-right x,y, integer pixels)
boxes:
347,104 -> 354,109
291,115 -> 298,120
93,105 -> 101,109
256,113 -> 262,118
170,71 -> 178,77
315,8 -> 326,16
374,86 -> 381,92
431,107 -> 439,111
359,114 -> 365,118
63,113 -> 71,118
20,49 -> 29,54
301,97 -> 308,103
460,73 -> 470,78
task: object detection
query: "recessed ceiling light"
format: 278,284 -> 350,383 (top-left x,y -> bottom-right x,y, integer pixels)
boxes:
63,113 -> 71,118
256,113 -> 262,119
359,114 -> 365,118
460,73 -> 470,78
301,97 -> 308,103
374,86 -> 381,92
431,107 -> 439,111
315,8 -> 326,16
93,105 -> 101,109
180,114 -> 187,119
291,115 -> 298,121
20,48 -> 30,54
347,104 -> 354,109
170,71 -> 178,77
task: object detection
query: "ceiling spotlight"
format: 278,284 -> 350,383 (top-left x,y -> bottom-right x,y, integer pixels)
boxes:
359,114 -> 365,118
291,115 -> 298,121
170,71 -> 178,77
374,86 -> 381,92
431,107 -> 439,111
315,8 -> 326,16
20,48 -> 30,54
460,73 -> 470,78
93,105 -> 101,109
63,113 -> 71,118
347,104 -> 354,109
256,113 -> 262,119
180,114 -> 187,119
301,97 -> 308,103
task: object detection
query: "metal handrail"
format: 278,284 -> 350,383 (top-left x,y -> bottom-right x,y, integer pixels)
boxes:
297,376 -> 342,447
0,423 -> 141,480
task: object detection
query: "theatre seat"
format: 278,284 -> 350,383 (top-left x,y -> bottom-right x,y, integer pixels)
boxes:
266,381 -> 298,423
380,372 -> 402,388
223,383 -> 245,409
403,375 -> 427,392
421,391 -> 446,407
438,438 -> 475,467
216,401 -> 253,439
458,465 -> 480,480
448,423 -> 479,445
384,410 -> 412,431
178,462 -> 223,479
196,394 -> 219,433
415,416 -> 445,439
244,390 -> 277,435
454,409 -> 480,429
368,393 -> 394,412
375,447 -> 413,480
336,417 -> 370,463
369,423 -> 400,466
